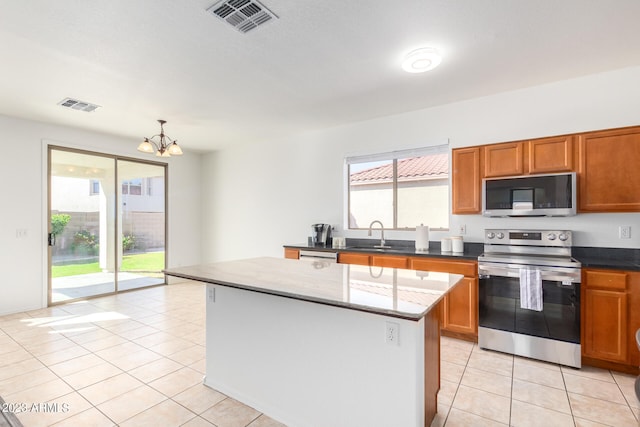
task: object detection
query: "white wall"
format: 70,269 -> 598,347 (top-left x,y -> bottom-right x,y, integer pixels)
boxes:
202,66 -> 640,262
0,115 -> 202,315
205,283 -> 426,427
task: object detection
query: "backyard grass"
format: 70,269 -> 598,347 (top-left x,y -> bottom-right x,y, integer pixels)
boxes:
52,252 -> 165,278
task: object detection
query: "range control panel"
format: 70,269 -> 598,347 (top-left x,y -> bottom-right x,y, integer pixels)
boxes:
484,229 -> 572,247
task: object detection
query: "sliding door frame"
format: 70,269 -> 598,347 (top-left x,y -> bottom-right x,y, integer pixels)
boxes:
46,144 -> 169,306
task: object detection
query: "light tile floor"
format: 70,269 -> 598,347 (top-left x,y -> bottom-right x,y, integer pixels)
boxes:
434,336 -> 640,427
0,282 -> 638,426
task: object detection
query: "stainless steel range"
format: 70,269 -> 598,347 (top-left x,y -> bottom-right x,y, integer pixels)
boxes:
478,229 -> 582,368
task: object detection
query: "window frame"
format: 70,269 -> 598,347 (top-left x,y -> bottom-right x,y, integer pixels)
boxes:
345,144 -> 450,231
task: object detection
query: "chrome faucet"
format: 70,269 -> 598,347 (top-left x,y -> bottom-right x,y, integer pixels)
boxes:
367,220 -> 388,248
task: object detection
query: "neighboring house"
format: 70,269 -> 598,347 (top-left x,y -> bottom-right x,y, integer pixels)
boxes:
51,175 -> 165,260
349,153 -> 449,229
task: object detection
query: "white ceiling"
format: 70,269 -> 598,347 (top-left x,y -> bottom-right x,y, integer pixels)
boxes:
2,0 -> 640,152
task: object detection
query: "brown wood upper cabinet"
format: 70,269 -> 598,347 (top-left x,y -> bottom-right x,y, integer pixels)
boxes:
483,136 -> 574,177
452,135 -> 577,214
452,147 -> 481,214
483,142 -> 524,177
578,126 -> 640,212
528,135 -> 574,173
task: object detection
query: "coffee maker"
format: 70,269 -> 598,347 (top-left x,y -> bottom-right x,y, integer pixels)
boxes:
311,224 -> 332,247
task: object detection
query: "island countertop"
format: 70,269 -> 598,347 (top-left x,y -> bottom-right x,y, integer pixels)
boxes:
164,256 -> 464,320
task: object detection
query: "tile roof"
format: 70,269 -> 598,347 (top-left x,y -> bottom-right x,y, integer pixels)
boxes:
350,153 -> 448,184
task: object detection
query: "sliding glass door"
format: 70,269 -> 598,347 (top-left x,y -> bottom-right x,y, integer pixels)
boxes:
49,147 -> 166,304
117,160 -> 166,291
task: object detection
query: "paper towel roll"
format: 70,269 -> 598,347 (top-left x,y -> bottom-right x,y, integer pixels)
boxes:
415,224 -> 429,251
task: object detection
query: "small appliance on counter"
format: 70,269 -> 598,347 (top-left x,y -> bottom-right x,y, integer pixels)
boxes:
310,223 -> 332,247
415,224 -> 429,251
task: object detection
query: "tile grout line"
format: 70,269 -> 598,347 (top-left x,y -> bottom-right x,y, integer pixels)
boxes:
559,366 -> 578,427
509,351 -> 514,426
611,373 -> 640,422
0,289 -> 202,426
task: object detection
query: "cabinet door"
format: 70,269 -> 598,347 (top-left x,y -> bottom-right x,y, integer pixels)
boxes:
442,277 -> 477,335
578,126 -> 640,212
284,248 -> 299,259
528,136 -> 574,173
628,272 -> 640,368
337,252 -> 370,266
483,142 -> 524,177
583,288 -> 628,363
371,255 -> 408,269
452,147 -> 481,214
410,258 -> 478,337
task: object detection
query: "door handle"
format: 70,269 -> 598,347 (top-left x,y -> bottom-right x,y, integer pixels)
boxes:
48,233 -> 56,246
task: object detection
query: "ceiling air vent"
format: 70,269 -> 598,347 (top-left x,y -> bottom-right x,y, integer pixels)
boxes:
57,98 -> 100,112
207,0 -> 278,33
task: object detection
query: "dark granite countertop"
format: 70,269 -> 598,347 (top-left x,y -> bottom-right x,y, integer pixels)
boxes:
285,239 -> 484,262
573,247 -> 640,271
286,241 -> 640,271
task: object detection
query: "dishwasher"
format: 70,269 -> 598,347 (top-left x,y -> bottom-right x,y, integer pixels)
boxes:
299,250 -> 338,263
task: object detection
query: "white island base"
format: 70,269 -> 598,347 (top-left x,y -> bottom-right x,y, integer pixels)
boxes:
204,283 -> 440,427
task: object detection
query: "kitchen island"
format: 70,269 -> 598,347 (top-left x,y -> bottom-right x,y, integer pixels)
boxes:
164,257 -> 464,427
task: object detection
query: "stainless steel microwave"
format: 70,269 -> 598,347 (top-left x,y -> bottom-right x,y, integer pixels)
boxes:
482,172 -> 577,217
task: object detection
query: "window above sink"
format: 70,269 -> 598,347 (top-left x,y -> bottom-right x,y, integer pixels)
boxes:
345,144 -> 450,231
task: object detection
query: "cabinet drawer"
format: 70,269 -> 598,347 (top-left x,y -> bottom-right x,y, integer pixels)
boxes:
284,248 -> 299,259
371,255 -> 408,269
584,269 -> 628,291
338,253 -> 370,266
409,258 -> 477,277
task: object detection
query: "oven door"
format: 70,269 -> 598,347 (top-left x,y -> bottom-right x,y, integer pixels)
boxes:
478,262 -> 580,344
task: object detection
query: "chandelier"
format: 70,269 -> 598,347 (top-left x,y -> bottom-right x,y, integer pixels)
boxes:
137,119 -> 183,157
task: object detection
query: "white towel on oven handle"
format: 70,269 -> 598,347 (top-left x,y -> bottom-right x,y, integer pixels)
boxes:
519,268 -> 543,311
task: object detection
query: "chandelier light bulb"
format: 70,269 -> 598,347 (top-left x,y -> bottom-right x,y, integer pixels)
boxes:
138,120 -> 184,157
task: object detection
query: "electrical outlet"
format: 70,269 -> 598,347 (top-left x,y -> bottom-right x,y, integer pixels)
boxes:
385,321 -> 399,345
458,224 -> 466,235
15,229 -> 27,238
619,225 -> 631,239
208,287 -> 215,302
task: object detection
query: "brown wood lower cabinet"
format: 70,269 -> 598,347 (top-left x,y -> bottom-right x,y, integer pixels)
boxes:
409,258 -> 478,339
371,254 -> 408,269
440,277 -> 477,336
337,252 -> 370,266
584,288 -> 627,363
338,252 -> 479,340
582,268 -> 640,372
284,248 -> 300,259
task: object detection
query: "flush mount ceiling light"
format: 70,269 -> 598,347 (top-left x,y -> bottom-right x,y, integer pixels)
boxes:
401,47 -> 442,73
137,120 -> 183,158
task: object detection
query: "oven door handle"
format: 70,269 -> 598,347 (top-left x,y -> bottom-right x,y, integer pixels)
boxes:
478,264 -> 580,283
